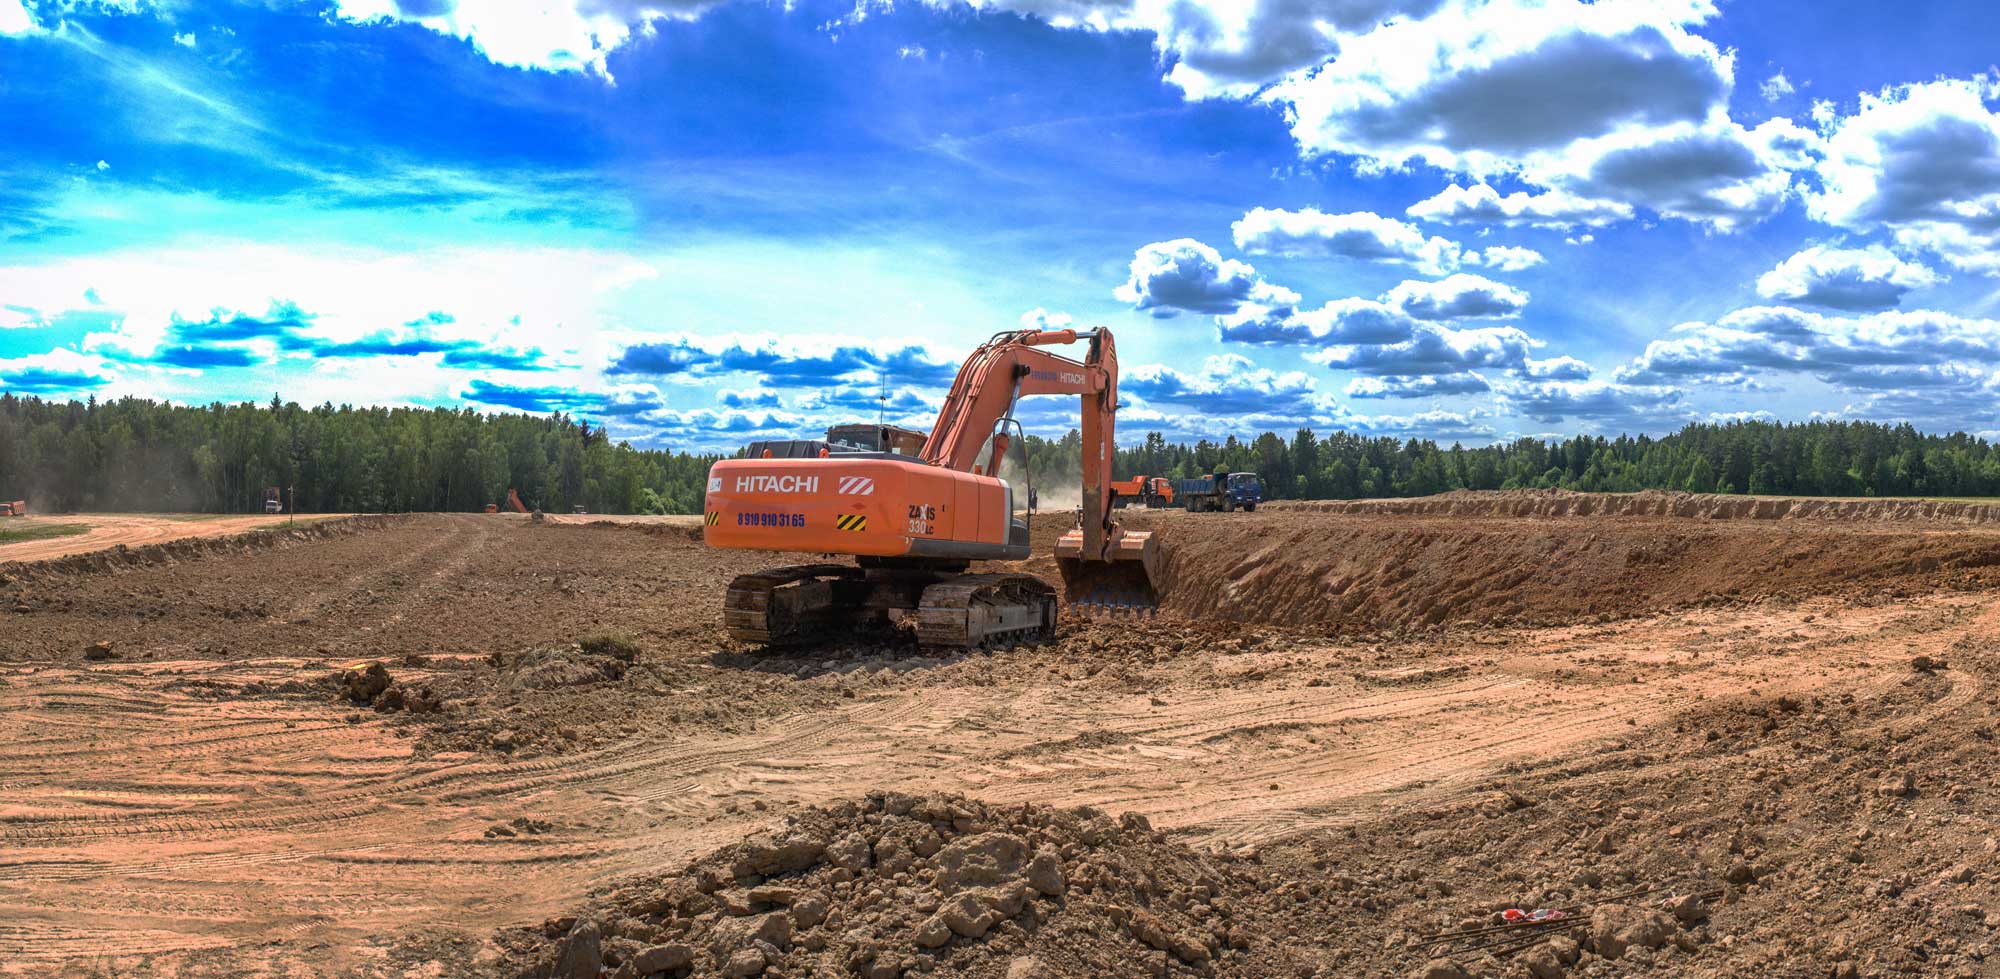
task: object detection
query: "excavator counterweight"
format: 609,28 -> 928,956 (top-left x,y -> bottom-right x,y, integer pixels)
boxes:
702,326 -> 1159,649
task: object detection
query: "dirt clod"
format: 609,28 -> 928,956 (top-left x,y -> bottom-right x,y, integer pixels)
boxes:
551,918 -> 602,979
1414,960 -> 1470,979
341,662 -> 392,704
1589,905 -> 1676,960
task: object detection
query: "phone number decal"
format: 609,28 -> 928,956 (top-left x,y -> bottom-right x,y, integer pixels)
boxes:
737,512 -> 805,528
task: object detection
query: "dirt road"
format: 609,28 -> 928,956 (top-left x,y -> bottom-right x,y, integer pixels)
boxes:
2,506 -> 1998,977
0,513 -> 344,563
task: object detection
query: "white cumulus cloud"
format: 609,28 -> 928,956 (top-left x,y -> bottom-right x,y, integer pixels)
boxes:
1807,76 -> 2000,276
0,0 -> 37,35
1382,273 -> 1529,321
1407,184 -> 1634,229
327,0 -> 720,77
931,0 -> 1446,99
1617,305 -> 2000,393
1215,298 -> 1421,346
1310,322 -> 1542,376
1123,353 -> 1318,413
1114,238 -> 1299,317
1760,71 -> 1794,102
1232,207 -> 1540,275
1755,244 -> 1943,311
1498,377 -> 1682,423
1264,0 -> 1733,177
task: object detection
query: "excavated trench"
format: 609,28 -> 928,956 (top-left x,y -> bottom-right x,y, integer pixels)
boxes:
1103,494 -> 2000,633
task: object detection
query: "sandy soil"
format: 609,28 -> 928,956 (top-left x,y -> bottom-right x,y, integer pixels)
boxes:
540,514 -> 705,528
1,497 -> 1997,978
0,513 -> 346,563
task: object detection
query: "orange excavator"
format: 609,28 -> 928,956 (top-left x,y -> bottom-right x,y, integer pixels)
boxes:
702,326 -> 1159,648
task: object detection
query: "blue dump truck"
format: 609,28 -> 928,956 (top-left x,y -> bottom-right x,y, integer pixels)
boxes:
1175,472 -> 1262,513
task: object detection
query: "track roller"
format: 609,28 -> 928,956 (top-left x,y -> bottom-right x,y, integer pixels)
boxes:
723,564 -> 868,646
913,574 -> 1057,649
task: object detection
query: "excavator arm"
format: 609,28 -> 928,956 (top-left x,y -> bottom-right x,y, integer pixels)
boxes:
922,330 -> 1115,550
921,328 -> 1156,605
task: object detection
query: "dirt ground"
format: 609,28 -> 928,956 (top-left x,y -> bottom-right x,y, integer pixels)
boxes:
2,495 -> 1999,978
0,512 -> 347,563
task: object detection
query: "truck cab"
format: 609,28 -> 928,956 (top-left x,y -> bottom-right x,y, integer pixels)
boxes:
1224,472 -> 1262,511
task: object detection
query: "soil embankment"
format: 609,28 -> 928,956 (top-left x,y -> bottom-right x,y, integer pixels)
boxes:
1130,491 -> 2000,632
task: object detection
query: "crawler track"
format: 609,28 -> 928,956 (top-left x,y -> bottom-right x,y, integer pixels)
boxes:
913,573 -> 1057,647
721,564 -> 864,645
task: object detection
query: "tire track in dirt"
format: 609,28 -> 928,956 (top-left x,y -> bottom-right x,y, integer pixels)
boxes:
273,516 -> 482,627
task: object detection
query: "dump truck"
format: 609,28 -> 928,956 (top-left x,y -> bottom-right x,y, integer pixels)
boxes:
1176,472 -> 1262,513
702,326 -> 1160,648
1108,475 -> 1175,508
0,500 -> 22,517
1108,475 -> 1148,508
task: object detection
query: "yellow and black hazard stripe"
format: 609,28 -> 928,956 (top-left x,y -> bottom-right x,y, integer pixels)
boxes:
704,511 -> 719,526
834,513 -> 868,532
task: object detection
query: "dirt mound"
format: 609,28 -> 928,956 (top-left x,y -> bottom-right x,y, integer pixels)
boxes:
1264,640 -> 2000,979
500,792 -> 1311,979
0,514 -> 404,584
1279,488 -> 2000,524
1141,508 -> 2000,633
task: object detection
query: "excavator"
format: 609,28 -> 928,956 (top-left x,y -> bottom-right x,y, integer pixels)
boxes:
702,326 -> 1159,649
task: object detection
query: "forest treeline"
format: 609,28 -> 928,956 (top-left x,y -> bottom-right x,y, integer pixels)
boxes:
0,394 -> 712,514
3,393 -> 1999,513
1009,421 -> 2000,503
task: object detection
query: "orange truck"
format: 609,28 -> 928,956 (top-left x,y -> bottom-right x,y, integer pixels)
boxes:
1108,475 -> 1147,507
0,500 -> 24,517
1108,475 -> 1174,509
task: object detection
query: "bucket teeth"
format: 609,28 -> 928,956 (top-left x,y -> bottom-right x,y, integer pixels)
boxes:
1056,551 -> 1168,611
1069,585 -> 1158,617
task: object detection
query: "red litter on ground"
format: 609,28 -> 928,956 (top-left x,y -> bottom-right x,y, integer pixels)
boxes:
1502,908 -> 1570,922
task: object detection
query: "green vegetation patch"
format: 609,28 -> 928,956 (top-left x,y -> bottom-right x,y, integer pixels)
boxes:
576,633 -> 643,662
0,523 -> 90,545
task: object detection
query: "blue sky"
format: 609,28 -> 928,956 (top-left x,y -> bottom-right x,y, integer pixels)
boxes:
3,0 -> 1999,451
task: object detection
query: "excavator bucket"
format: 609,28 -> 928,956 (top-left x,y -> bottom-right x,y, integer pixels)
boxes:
1054,528 -> 1163,613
